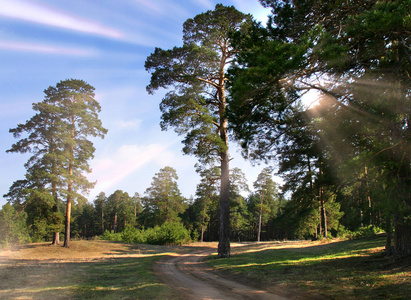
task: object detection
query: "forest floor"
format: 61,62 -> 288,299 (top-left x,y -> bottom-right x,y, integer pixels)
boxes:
0,236 -> 409,299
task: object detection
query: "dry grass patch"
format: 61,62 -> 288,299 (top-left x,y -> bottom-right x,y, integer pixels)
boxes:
0,240 -> 198,299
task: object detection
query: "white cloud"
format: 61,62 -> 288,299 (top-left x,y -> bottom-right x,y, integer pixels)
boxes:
0,0 -> 124,39
89,143 -> 175,195
124,0 -> 189,22
112,119 -> 142,131
193,0 -> 214,8
0,40 -> 96,56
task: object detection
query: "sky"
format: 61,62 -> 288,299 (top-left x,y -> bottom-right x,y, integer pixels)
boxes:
0,0 -> 274,207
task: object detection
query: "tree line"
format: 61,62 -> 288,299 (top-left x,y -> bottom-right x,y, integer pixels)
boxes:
2,1 -> 410,257
1,163 -> 283,245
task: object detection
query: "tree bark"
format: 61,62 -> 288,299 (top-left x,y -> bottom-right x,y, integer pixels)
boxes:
218,149 -> 230,258
64,125 -> 74,248
257,192 -> 264,242
394,214 -> 411,257
51,180 -> 60,245
320,186 -> 327,238
385,215 -> 392,255
64,192 -> 71,248
51,143 -> 60,245
101,208 -> 104,235
114,212 -> 118,233
201,205 -> 206,242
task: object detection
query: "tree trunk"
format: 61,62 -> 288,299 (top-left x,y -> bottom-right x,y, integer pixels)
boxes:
318,207 -> 322,237
257,211 -> 262,242
385,215 -> 392,255
114,212 -> 118,233
51,149 -> 60,245
64,193 -> 72,248
217,79 -> 230,258
320,186 -> 327,238
201,205 -> 206,242
364,166 -> 372,225
394,214 -> 411,257
257,192 -> 264,242
218,148 -> 230,258
51,181 -> 60,245
64,128 -> 74,248
101,209 -> 104,235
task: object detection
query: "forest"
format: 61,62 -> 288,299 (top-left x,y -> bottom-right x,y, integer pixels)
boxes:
1,0 -> 410,260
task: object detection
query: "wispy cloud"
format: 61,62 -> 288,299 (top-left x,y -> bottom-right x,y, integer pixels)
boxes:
193,0 -> 214,9
124,0 -> 189,22
112,119 -> 142,131
89,143 -> 174,194
0,40 -> 96,56
0,0 -> 124,39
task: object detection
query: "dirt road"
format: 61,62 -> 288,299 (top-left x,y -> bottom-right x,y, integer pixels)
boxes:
153,248 -> 290,300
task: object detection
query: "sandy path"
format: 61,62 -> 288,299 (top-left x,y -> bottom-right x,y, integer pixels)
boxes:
153,248 -> 289,300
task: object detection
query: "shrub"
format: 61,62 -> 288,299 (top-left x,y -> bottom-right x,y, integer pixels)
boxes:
155,222 -> 191,245
100,222 -> 191,246
100,230 -> 122,242
121,225 -> 147,244
337,225 -> 384,240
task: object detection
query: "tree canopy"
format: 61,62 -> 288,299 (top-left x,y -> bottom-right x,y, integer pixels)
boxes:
228,0 -> 411,255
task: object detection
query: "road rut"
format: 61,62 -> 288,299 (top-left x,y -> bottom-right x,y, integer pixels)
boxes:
154,248 -> 289,300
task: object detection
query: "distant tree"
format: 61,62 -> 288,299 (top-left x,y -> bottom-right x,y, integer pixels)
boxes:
132,192 -> 143,221
229,168 -> 250,241
253,168 -> 279,242
93,192 -> 107,235
0,203 -> 30,246
193,166 -> 220,242
145,4 -> 253,258
24,189 -> 60,242
72,200 -> 96,238
143,167 -> 187,226
106,190 -> 137,233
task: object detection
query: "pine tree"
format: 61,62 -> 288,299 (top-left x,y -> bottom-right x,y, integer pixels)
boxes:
6,79 -> 107,247
143,166 -> 187,226
145,4 -> 253,258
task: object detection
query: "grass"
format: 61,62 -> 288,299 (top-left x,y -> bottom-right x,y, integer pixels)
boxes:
0,240 -> 205,299
1,237 -> 409,299
208,235 -> 411,299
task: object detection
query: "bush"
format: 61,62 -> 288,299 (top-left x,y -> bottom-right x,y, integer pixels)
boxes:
337,225 -> 384,240
100,230 -> 122,242
100,222 -> 191,246
155,222 -> 191,245
121,225 -> 147,244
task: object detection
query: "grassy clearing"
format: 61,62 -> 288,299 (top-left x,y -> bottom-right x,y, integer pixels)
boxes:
0,240 -> 205,299
1,237 -> 409,299
208,235 -> 411,299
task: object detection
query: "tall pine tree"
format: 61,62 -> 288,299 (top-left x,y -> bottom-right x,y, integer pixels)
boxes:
145,4 -> 253,258
6,79 -> 107,247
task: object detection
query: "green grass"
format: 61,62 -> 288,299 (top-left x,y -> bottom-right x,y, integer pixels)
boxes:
208,236 -> 410,299
1,237 -> 409,299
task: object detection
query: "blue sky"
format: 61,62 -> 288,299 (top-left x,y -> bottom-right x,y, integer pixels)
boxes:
0,0 -> 273,206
